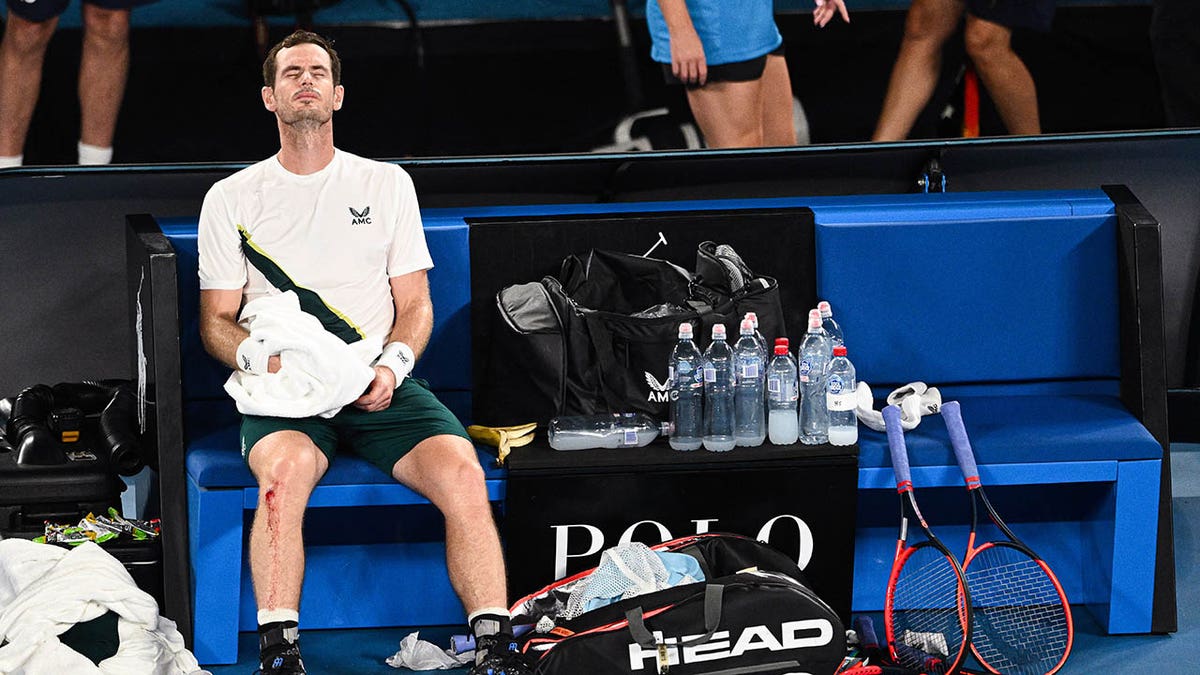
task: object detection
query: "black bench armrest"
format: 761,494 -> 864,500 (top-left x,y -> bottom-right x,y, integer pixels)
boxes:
125,214 -> 192,646
1106,184 -> 1176,633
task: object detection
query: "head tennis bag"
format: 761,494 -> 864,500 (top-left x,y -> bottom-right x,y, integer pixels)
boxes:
510,533 -> 844,675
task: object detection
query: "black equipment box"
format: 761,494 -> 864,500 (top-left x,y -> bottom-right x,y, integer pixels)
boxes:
0,439 -> 125,537
502,439 -> 858,623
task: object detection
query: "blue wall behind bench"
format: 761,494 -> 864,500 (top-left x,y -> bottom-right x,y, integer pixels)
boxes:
814,193 -> 1120,386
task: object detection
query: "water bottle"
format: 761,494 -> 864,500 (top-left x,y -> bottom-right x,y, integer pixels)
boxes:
702,323 -> 736,452
817,300 -> 844,347
548,413 -> 670,451
733,318 -> 766,447
766,339 -> 799,445
744,311 -> 769,360
669,322 -> 704,451
798,309 -> 831,445
825,345 -> 858,446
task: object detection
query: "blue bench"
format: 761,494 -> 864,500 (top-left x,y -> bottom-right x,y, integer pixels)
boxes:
158,186 -> 1169,664
160,217 -> 506,665
810,191 -> 1166,633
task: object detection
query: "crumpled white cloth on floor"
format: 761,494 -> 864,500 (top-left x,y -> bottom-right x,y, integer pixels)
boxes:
385,631 -> 474,670
0,539 -> 208,675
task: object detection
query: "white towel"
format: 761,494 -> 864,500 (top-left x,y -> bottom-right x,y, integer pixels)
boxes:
0,539 -> 208,674
224,291 -> 377,418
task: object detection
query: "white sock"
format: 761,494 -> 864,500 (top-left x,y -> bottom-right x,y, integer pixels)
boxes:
0,155 -> 22,168
257,608 -> 300,625
77,141 -> 113,165
467,607 -> 510,624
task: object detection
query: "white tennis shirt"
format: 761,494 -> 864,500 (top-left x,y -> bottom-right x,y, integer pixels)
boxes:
197,149 -> 433,354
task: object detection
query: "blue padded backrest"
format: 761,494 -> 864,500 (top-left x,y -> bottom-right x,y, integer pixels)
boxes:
812,191 -> 1119,385
159,216 -> 472,403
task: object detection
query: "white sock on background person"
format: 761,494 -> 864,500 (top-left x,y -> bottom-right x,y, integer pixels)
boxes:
78,141 -> 113,165
0,155 -> 22,168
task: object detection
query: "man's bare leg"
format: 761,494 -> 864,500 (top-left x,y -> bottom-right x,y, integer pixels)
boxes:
78,5 -> 130,161
248,430 -> 326,611
964,15 -> 1041,135
392,434 -> 506,611
873,0 -> 964,141
0,14 -> 58,161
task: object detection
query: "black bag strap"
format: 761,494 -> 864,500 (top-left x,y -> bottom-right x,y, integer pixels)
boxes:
624,583 -> 724,652
581,312 -> 631,412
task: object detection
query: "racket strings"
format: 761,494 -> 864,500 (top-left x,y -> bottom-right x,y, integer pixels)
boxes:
891,548 -> 968,674
967,546 -> 1070,675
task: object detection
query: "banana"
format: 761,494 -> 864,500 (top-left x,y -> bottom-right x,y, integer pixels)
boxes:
467,422 -> 538,464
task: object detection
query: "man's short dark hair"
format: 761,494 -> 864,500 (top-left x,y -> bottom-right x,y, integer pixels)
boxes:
262,30 -> 341,87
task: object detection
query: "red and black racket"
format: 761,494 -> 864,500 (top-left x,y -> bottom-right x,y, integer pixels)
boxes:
941,401 -> 1073,675
882,405 -> 972,675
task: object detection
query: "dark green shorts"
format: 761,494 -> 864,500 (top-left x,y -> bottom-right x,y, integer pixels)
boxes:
240,377 -> 470,476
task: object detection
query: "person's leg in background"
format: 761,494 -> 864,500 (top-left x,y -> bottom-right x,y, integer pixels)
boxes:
77,3 -> 131,164
0,8 -> 61,167
760,54 -> 797,146
963,14 -> 1039,135
686,77 -> 765,148
872,0 -> 964,141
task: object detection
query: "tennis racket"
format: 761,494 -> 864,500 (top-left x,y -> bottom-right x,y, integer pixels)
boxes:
941,401 -> 1073,675
882,405 -> 972,675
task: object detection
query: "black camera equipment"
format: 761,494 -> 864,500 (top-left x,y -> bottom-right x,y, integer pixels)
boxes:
6,384 -> 64,465
1,380 -> 145,475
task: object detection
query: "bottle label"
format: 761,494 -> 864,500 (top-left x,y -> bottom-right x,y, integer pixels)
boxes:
767,377 -> 781,394
827,375 -> 845,395
623,430 -> 638,446
798,358 -> 813,382
703,367 -> 716,383
827,392 -> 855,411
740,363 -> 759,379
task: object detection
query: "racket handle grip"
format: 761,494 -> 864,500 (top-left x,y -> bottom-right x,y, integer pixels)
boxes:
941,401 -> 979,487
853,615 -> 879,649
883,405 -> 911,487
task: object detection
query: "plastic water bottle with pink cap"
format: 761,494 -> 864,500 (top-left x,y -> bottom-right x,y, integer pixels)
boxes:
701,323 -> 736,452
817,300 -> 844,347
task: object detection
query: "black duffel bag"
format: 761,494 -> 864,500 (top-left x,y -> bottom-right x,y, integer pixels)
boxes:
510,533 -> 845,675
476,242 -> 786,426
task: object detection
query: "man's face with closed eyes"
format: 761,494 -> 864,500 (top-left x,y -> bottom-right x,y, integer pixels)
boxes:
262,43 -> 344,128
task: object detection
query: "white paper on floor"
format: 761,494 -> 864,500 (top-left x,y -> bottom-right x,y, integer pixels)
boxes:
386,631 -> 473,670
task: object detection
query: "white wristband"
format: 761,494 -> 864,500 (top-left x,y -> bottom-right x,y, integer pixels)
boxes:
236,337 -> 271,374
374,341 -> 415,387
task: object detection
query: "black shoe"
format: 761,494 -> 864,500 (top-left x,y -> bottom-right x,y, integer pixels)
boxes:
469,634 -> 531,675
256,623 -> 306,674
256,643 -> 306,674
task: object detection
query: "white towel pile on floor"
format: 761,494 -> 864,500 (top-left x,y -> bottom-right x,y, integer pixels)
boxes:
0,538 -> 208,674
